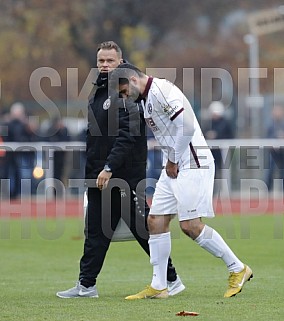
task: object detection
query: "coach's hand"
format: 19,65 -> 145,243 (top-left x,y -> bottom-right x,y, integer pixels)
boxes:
96,170 -> 112,190
165,160 -> 179,178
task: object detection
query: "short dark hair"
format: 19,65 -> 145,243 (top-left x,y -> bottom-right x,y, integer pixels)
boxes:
110,63 -> 143,88
117,63 -> 143,75
97,41 -> 122,58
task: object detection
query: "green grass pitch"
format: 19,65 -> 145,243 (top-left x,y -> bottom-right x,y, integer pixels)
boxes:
0,214 -> 283,321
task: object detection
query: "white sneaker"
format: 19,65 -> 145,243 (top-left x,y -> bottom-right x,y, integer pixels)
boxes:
167,275 -> 185,296
56,281 -> 99,298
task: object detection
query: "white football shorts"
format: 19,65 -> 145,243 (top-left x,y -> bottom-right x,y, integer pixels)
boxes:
149,161 -> 215,221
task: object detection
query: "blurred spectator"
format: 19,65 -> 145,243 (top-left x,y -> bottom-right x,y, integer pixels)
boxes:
0,135 -> 5,180
69,127 -> 87,195
203,101 -> 234,195
45,116 -> 70,196
0,110 -> 9,197
26,117 -> 44,194
5,102 -> 35,198
265,105 -> 284,192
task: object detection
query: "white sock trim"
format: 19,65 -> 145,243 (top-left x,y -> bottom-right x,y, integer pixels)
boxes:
149,232 -> 171,240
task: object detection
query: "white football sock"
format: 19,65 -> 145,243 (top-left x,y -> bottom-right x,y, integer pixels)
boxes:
195,225 -> 244,273
149,232 -> 171,290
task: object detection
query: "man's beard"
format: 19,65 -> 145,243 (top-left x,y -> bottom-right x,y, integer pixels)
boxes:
129,84 -> 140,101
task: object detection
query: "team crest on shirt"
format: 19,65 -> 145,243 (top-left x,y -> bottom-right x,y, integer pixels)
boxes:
147,103 -> 153,114
103,96 -> 111,110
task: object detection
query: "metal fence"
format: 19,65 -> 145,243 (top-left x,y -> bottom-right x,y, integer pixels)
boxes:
0,139 -> 283,199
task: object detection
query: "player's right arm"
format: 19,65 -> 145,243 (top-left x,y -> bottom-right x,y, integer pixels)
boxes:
156,81 -> 195,173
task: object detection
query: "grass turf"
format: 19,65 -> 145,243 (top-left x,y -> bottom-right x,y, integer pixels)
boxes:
0,214 -> 283,321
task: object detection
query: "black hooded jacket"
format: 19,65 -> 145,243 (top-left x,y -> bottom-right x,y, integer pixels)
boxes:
85,72 -> 147,190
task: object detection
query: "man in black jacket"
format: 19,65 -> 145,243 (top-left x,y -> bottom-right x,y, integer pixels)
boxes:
56,41 -> 184,298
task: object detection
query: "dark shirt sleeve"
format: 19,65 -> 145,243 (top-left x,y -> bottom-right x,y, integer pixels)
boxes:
267,125 -> 274,138
220,120 -> 234,139
105,100 -> 142,171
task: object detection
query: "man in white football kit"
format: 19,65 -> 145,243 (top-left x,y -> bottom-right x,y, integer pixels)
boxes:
111,63 -> 253,299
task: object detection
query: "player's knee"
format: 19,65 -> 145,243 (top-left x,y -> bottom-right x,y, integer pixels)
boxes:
147,215 -> 169,234
147,215 -> 156,233
180,219 -> 204,240
180,224 -> 195,239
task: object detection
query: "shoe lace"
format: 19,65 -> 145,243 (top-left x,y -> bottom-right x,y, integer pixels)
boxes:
228,272 -> 238,288
134,285 -> 151,297
142,285 -> 151,292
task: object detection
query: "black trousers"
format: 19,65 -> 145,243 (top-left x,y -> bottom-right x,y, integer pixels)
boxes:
79,186 -> 177,287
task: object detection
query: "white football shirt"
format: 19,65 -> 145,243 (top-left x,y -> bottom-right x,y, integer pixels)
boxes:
142,77 -> 214,169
